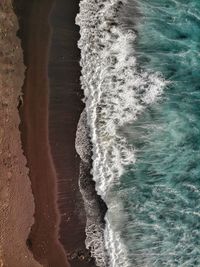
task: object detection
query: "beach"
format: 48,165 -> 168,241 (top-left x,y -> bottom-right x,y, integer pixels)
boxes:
0,0 -> 96,266
13,0 -> 69,266
48,0 -> 97,266
2,0 -> 199,266
12,0 -> 98,266
1,0 -> 108,266
0,1 -> 41,266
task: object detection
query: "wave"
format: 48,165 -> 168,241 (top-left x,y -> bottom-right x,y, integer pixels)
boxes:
76,0 -> 167,266
76,110 -> 108,266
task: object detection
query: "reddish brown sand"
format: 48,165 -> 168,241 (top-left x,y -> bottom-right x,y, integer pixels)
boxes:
0,1 -> 41,266
13,0 -> 70,266
13,0 -> 97,267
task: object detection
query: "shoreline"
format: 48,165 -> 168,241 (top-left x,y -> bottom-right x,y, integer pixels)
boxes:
48,0 -> 96,266
0,0 -> 108,266
13,0 -> 106,266
75,109 -> 108,266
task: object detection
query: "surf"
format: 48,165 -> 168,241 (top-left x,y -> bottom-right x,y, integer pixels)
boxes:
76,0 -> 166,266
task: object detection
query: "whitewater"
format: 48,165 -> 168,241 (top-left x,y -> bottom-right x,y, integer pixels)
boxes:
76,0 -> 166,266
76,0 -> 200,266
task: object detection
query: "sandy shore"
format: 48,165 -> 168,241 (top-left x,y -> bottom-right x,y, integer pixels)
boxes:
13,0 -> 97,266
49,2 -> 107,265
48,1 -> 95,266
0,0 -> 104,266
13,0 -> 70,266
0,1 -> 41,266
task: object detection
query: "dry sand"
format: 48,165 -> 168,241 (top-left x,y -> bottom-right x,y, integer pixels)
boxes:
0,1 -> 41,266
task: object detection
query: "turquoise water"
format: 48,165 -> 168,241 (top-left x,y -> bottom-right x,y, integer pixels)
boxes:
119,0 -> 200,266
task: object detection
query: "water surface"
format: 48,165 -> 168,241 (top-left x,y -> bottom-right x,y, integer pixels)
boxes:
118,0 -> 200,265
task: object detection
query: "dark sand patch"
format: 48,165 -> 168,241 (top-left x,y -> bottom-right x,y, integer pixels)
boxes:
48,1 -> 97,266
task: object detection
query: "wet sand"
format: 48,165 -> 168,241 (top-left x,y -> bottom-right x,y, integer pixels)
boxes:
13,0 -> 96,266
48,1 -> 95,266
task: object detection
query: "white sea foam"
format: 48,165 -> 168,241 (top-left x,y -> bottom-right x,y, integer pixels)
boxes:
104,198 -> 131,267
76,0 -> 166,266
76,110 -> 108,267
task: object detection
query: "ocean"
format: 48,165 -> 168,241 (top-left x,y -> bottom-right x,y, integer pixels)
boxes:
76,0 -> 200,266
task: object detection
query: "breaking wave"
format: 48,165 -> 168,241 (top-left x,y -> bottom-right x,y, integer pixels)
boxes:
76,0 -> 166,266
